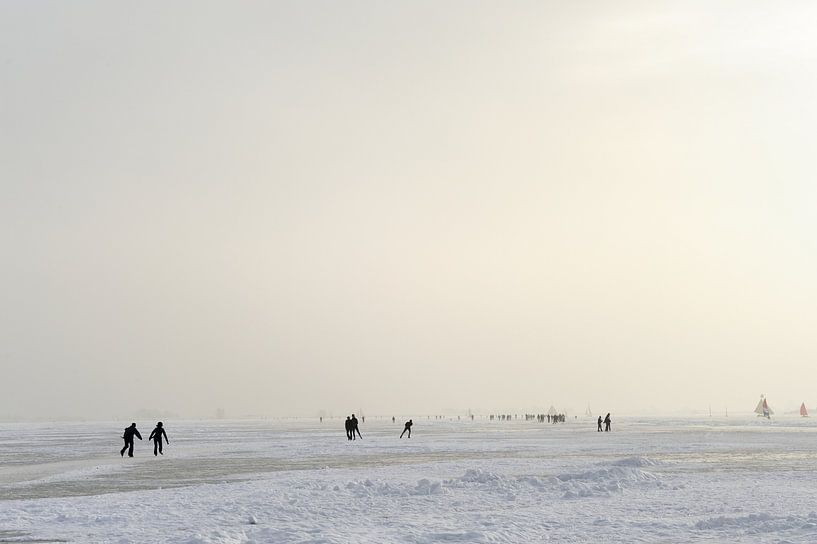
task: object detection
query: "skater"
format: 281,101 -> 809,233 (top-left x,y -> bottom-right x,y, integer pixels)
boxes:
400,419 -> 413,438
120,423 -> 142,457
604,413 -> 611,432
392,416 -> 395,423
345,416 -> 352,440
597,415 -> 603,432
148,422 -> 169,456
351,414 -> 362,439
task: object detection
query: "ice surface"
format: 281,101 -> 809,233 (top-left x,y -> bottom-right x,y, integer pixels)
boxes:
2,417 -> 817,542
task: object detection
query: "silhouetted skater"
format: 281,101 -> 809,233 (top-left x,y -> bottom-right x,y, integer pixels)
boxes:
400,419 -> 413,438
604,413 -> 611,432
597,416 -> 603,432
351,414 -> 362,439
120,423 -> 142,457
392,416 -> 395,423
148,422 -> 169,456
345,416 -> 352,440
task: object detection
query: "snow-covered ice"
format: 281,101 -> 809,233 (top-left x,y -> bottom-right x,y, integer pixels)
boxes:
2,416 -> 817,543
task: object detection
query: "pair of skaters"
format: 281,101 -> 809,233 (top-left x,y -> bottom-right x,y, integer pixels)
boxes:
596,413 -> 612,432
120,422 -> 169,457
345,414 -> 362,440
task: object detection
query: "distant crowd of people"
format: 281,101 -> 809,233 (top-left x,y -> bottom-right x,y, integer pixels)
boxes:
120,422 -> 169,458
491,413 -> 568,423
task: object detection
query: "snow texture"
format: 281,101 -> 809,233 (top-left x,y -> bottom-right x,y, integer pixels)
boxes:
2,417 -> 817,543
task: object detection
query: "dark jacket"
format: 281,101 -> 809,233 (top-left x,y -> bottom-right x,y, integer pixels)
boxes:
123,426 -> 142,442
148,426 -> 168,443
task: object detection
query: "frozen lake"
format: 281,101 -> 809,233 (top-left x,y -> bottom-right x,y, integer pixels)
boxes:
2,416 -> 817,543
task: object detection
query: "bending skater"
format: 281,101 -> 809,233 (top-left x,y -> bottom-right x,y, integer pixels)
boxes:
148,421 -> 169,456
400,419 -> 413,438
120,423 -> 142,457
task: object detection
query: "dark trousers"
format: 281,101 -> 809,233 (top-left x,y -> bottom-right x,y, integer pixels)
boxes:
153,439 -> 163,456
121,440 -> 134,457
400,427 -> 410,438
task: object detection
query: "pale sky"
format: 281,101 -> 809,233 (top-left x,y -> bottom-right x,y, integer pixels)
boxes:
2,1 -> 817,420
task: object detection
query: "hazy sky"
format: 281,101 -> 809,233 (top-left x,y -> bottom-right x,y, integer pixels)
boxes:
2,1 -> 817,419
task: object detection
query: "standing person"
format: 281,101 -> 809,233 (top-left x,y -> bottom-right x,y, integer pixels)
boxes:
345,416 -> 352,440
392,416 -> 395,423
604,413 -> 611,432
400,419 -> 413,438
120,423 -> 142,457
597,415 -> 603,432
148,422 -> 169,456
351,414 -> 362,440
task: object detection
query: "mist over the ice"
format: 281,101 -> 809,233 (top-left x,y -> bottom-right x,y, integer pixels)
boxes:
2,1 -> 817,420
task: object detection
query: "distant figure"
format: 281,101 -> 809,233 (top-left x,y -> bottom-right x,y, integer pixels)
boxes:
351,414 -> 362,439
148,422 -> 169,456
392,416 -> 395,423
604,413 -> 611,432
361,415 -> 365,423
400,419 -> 413,438
320,416 -> 323,423
597,416 -> 603,432
120,423 -> 142,457
345,416 -> 352,440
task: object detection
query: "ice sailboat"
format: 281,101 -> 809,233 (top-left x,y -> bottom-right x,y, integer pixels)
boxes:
754,395 -> 773,419
801,403 -> 809,417
585,404 -> 592,417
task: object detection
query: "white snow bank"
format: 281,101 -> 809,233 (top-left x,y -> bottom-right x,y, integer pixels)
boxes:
415,530 -> 487,543
455,469 -> 502,484
8,419 -> 817,543
441,465 -> 661,501
695,511 -> 817,534
345,477 -> 445,497
179,530 -> 247,544
611,456 -> 663,467
557,466 -> 661,499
